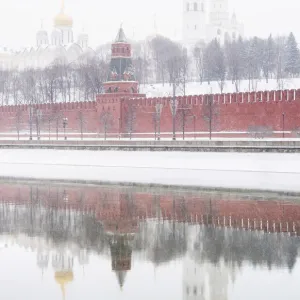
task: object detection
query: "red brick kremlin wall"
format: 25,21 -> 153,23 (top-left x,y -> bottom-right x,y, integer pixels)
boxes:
0,89 -> 299,139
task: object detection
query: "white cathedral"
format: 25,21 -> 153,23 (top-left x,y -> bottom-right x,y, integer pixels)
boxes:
0,0 -> 96,70
182,0 -> 244,48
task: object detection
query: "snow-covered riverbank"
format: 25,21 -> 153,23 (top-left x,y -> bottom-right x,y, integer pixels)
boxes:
0,149 -> 300,193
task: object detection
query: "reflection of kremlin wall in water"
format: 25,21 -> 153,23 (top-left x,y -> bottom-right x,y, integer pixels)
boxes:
0,181 -> 300,299
1,182 -> 300,235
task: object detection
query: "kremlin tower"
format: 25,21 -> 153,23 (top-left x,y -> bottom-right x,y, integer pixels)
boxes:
102,27 -> 140,95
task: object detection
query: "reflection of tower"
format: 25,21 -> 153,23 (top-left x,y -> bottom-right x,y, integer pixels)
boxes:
183,257 -> 231,300
183,225 -> 206,300
108,234 -> 134,288
206,261 -> 230,300
52,252 -> 74,300
102,194 -> 138,289
183,256 -> 206,300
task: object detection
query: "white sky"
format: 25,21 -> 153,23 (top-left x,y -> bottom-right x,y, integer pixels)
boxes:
0,0 -> 299,49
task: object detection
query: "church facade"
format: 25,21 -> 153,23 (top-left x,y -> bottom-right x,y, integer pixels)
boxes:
182,0 -> 244,48
0,0 -> 96,71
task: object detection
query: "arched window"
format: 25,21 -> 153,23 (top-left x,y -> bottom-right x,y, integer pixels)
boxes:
194,2 -> 198,11
186,3 -> 189,11
195,25 -> 197,30
201,3 -> 204,11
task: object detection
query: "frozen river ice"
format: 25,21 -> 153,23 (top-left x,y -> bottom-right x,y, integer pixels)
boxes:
0,149 -> 300,192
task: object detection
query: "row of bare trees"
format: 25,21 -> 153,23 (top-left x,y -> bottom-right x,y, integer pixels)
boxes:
129,32 -> 300,93
0,57 -> 109,106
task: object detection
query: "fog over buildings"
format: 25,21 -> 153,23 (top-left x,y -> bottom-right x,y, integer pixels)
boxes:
0,0 -> 299,49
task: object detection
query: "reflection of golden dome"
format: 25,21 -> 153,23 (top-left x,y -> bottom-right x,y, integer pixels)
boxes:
55,271 -> 74,300
55,271 -> 74,285
54,13 -> 73,27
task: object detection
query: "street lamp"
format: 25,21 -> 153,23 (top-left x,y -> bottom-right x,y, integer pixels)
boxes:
193,115 -> 196,140
29,106 -> 33,141
118,117 -> 121,140
63,117 -> 68,141
282,113 -> 285,139
172,83 -> 176,141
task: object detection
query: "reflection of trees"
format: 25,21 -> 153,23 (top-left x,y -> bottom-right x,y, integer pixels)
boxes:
134,220 -> 188,265
0,183 -> 299,272
193,226 -> 300,271
0,202 -> 105,253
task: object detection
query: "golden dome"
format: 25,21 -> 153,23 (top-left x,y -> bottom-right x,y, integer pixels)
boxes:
54,0 -> 73,27
54,13 -> 73,27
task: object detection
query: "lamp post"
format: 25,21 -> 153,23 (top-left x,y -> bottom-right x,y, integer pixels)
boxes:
118,117 -> 121,140
172,83 -> 176,141
63,117 -> 68,141
282,113 -> 285,139
29,106 -> 33,141
193,115 -> 196,140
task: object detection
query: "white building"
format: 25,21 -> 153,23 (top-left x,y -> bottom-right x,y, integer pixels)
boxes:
0,0 -> 96,70
182,0 -> 244,48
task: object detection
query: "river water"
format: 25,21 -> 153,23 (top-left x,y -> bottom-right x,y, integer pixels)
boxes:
0,180 -> 299,300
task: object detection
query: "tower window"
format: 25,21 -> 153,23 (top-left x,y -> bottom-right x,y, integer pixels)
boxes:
195,25 -> 197,30
186,3 -> 189,11
201,3 -> 204,11
194,2 -> 198,11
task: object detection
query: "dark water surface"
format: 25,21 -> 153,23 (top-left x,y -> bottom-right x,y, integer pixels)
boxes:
0,180 -> 300,300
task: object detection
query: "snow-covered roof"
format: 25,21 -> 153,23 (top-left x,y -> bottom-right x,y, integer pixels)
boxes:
64,43 -> 82,52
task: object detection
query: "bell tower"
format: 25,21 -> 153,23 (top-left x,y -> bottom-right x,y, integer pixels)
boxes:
207,0 -> 230,43
182,0 -> 206,47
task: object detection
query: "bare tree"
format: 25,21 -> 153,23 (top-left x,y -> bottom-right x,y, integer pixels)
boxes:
225,36 -> 246,92
99,110 -> 113,140
262,35 -> 276,83
15,107 -> 23,140
0,69 -> 11,106
152,104 -> 163,140
78,57 -> 108,100
34,108 -> 43,140
52,108 -> 63,140
77,110 -> 87,140
202,94 -> 219,140
275,36 -> 287,90
176,104 -> 193,140
43,112 -> 55,140
193,43 -> 205,84
125,103 -> 137,140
